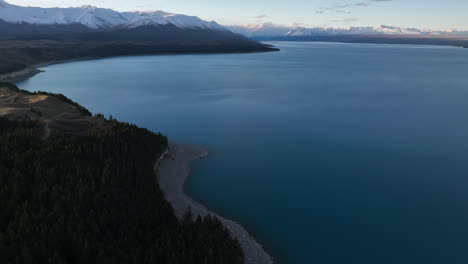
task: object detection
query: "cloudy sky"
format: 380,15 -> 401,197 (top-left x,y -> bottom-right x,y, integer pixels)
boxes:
6,0 -> 468,30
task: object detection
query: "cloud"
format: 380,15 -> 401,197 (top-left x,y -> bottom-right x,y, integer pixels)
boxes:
254,14 -> 269,19
253,14 -> 269,22
316,0 -> 392,14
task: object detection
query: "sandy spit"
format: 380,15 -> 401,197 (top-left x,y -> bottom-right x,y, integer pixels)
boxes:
156,142 -> 275,264
0,57 -> 100,83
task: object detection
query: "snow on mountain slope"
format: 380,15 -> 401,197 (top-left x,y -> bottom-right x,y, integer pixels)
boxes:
228,23 -> 468,37
121,11 -> 224,30
0,0 -> 225,30
228,23 -> 292,37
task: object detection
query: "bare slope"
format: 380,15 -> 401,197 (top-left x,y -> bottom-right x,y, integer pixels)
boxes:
0,82 -> 103,136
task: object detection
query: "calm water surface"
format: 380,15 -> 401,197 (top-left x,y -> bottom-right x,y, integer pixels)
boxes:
18,42 -> 468,264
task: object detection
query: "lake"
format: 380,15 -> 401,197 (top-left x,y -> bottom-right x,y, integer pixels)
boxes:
17,42 -> 468,264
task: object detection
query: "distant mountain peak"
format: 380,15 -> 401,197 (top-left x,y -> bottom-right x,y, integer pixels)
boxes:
79,5 -> 98,10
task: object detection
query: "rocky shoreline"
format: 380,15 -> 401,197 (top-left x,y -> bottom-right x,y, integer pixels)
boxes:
156,142 -> 275,264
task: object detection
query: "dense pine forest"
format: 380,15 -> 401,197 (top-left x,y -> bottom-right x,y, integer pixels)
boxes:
0,105 -> 244,263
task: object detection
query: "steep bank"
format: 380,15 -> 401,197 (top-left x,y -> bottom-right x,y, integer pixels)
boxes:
157,142 -> 275,264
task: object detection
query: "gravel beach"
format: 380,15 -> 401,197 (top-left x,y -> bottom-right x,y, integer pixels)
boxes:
156,142 -> 274,264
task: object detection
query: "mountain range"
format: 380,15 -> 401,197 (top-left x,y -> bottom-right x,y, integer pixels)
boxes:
228,23 -> 468,38
0,0 -> 224,30
0,1 -> 277,50
227,22 -> 468,49
3,0 -> 467,40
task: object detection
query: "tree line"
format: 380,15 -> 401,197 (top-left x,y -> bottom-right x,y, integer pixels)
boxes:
0,116 -> 244,264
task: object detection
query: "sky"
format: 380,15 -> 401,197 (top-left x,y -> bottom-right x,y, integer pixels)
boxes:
6,0 -> 468,30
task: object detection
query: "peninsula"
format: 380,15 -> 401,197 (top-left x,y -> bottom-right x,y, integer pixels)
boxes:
0,82 -> 273,263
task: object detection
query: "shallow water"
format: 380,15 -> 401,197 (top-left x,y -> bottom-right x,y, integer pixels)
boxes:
17,42 -> 468,264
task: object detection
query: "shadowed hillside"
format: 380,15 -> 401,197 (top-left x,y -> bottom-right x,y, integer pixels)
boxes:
0,83 -> 244,263
0,22 -> 278,80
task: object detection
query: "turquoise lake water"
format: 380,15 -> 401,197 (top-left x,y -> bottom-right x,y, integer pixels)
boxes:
17,42 -> 468,264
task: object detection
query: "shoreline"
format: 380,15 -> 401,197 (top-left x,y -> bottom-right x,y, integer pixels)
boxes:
0,56 -> 114,83
156,142 -> 275,264
0,68 -> 44,83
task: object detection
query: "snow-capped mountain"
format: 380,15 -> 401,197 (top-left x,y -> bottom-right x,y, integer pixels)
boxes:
228,23 -> 468,37
0,0 -> 224,30
121,11 -> 224,30
285,25 -> 427,36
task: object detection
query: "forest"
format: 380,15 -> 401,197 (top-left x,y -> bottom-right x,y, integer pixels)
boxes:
0,113 -> 244,263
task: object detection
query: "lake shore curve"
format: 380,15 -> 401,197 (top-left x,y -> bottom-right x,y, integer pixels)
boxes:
156,142 -> 275,264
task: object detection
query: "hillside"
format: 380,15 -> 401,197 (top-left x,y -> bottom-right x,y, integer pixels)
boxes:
0,82 -> 102,136
0,36 -> 277,80
0,1 -> 278,80
0,83 -> 244,263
